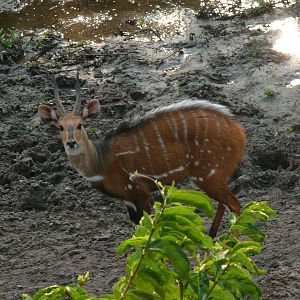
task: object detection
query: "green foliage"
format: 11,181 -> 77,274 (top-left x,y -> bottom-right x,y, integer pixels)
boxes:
264,88 -> 275,97
22,272 -> 101,300
23,181 -> 276,300
88,127 -> 98,137
251,44 -> 261,57
0,28 -> 19,48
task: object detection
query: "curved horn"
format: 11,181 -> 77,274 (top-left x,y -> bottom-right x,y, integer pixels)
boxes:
73,70 -> 81,115
53,77 -> 66,116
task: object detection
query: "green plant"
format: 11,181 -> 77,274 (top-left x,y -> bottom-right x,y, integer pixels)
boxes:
23,179 -> 276,300
264,88 -> 275,97
22,272 -> 98,300
88,127 -> 98,137
251,44 -> 261,57
0,28 -> 19,48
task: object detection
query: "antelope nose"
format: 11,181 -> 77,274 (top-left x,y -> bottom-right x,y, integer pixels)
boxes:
67,139 -> 76,148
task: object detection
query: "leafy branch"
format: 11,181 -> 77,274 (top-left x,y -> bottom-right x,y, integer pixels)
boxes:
23,180 -> 276,300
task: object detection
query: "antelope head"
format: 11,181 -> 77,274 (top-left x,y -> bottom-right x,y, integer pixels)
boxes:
38,72 -> 100,156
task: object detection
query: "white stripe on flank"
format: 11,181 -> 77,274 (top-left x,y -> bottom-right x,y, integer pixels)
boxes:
167,116 -> 185,166
115,150 -> 139,156
179,111 -> 189,146
143,166 -> 185,179
139,129 -> 154,174
115,134 -> 140,157
133,134 -> 140,152
84,175 -> 104,182
203,115 -> 208,145
154,123 -> 170,167
179,111 -> 193,157
192,112 -> 200,146
168,166 -> 184,174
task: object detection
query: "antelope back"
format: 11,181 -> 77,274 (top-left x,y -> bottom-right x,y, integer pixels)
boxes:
107,100 -> 247,186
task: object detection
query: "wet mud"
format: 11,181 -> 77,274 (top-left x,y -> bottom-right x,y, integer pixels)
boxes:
0,5 -> 299,300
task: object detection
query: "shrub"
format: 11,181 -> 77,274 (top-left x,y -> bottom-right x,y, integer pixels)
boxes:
23,181 -> 276,300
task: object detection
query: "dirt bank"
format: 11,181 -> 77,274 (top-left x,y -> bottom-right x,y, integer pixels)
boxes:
0,5 -> 299,300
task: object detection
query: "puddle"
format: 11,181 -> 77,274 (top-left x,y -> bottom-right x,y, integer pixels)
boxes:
0,0 -> 200,42
0,0 -> 297,42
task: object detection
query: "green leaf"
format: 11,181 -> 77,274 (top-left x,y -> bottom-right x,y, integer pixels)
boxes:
125,289 -> 159,300
140,211 -> 153,230
231,223 -> 265,242
116,236 -> 149,255
30,286 -> 65,300
22,294 -> 33,300
149,238 -> 190,278
166,189 -> 214,219
77,272 -> 90,286
219,266 -> 261,299
126,247 -> 143,271
162,206 -> 204,226
208,284 -> 235,300
228,212 -> 237,225
232,241 -> 262,255
230,250 -> 266,275
242,201 -> 276,222
160,221 -> 213,250
207,285 -> 237,300
134,267 -> 167,299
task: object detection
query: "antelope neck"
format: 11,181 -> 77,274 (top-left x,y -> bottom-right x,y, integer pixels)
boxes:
67,131 -> 108,180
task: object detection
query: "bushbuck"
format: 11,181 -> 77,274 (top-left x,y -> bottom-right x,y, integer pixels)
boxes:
38,72 -> 247,237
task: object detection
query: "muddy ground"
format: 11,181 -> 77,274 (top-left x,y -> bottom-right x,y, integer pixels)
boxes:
0,5 -> 299,300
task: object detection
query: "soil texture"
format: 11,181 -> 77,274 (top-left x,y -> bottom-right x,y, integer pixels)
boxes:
0,6 -> 299,300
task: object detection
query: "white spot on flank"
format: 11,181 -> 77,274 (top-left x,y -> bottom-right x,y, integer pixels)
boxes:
205,139 -> 209,143
191,176 -> 204,182
207,150 -> 211,154
84,175 -> 104,182
207,169 -> 216,178
227,146 -> 232,152
186,154 -> 190,159
124,200 -> 137,212
215,163 -> 220,168
208,163 -> 211,167
127,184 -> 133,190
194,161 -> 199,166
221,156 -> 225,160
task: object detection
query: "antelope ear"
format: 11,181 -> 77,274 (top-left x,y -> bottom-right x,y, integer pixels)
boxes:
82,100 -> 100,121
38,105 -> 58,125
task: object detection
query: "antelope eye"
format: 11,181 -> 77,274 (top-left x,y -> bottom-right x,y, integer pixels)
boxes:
59,125 -> 64,131
77,123 -> 82,130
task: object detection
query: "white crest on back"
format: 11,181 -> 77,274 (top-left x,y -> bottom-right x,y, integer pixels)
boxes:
147,100 -> 232,119
105,99 -> 233,139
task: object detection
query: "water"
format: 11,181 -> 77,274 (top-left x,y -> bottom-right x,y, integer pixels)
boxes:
0,0 -> 296,42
